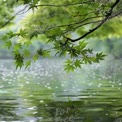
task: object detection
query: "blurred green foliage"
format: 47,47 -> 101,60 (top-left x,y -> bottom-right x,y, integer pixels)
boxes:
0,0 -> 122,71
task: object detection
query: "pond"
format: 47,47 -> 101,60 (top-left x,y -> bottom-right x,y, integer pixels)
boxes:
0,59 -> 122,122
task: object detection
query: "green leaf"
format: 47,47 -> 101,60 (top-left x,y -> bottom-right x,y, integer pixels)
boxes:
24,41 -> 32,47
37,48 -> 43,56
33,54 -> 39,62
79,41 -> 88,49
18,29 -> 27,37
14,54 -> 24,69
4,40 -> 12,49
42,50 -> 50,57
96,52 -> 106,60
25,60 -> 31,68
37,48 -> 50,57
64,59 -> 75,72
87,49 -> 93,54
74,59 -> 81,68
21,0 -> 32,4
14,43 -> 22,51
6,31 -> 14,38
23,49 -> 30,57
1,35 -> 9,41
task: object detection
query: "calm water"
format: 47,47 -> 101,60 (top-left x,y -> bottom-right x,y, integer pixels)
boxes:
0,59 -> 122,122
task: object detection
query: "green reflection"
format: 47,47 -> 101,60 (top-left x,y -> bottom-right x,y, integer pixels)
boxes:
0,59 -> 122,121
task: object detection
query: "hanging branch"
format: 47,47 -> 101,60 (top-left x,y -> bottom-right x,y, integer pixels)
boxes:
64,0 -> 121,42
0,5 -> 29,29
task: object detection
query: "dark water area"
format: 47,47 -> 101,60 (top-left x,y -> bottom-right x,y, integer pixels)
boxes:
0,59 -> 122,122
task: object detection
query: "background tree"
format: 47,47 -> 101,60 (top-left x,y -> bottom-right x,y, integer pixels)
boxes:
0,0 -> 18,28
0,0 -> 122,71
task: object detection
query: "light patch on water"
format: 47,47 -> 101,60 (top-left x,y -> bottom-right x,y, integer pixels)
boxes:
88,83 -> 93,86
109,81 -> 112,83
33,112 -> 38,114
39,100 -> 44,103
98,83 -> 102,87
112,99 -> 116,101
24,99 -> 28,101
18,84 -> 24,87
8,82 -> 12,84
0,85 -> 4,88
77,89 -> 81,91
72,86 -> 76,89
119,83 -> 122,86
105,113 -> 108,116
0,59 -> 121,121
61,84 -> 64,87
0,90 -> 8,93
47,86 -> 51,89
26,81 -> 29,84
46,83 -> 50,86
28,106 -> 37,110
112,85 -> 114,87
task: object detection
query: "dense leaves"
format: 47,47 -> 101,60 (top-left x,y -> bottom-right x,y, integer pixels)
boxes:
0,0 -> 122,71
0,0 -> 17,28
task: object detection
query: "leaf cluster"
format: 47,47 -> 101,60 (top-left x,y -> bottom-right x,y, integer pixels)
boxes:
0,0 -> 122,71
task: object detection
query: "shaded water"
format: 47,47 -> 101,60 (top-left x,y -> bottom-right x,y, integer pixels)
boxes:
0,59 -> 122,122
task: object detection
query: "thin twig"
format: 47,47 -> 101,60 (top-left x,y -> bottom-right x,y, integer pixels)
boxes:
64,0 -> 120,42
0,5 -> 29,29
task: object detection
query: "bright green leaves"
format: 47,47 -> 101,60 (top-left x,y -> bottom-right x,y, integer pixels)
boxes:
6,31 -> 15,38
14,52 -> 24,69
46,28 -> 63,38
1,0 -> 120,71
25,60 -> 31,68
18,0 -> 33,4
64,52 -> 106,72
54,40 -> 71,57
4,40 -> 12,49
68,41 -> 88,58
14,43 -> 22,51
95,52 -> 106,63
0,0 -> 15,28
1,28 -> 52,69
78,41 -> 88,50
63,40 -> 106,71
1,32 -> 13,49
37,48 -> 50,57
17,29 -> 27,37
64,59 -> 82,72
23,49 -> 30,57
74,59 -> 82,68
64,59 -> 75,72
13,47 -> 50,69
33,54 -> 39,62
53,38 -> 106,71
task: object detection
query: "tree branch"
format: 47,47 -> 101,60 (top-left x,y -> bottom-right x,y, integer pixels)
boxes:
0,5 -> 29,29
32,1 -> 95,8
64,0 -> 120,42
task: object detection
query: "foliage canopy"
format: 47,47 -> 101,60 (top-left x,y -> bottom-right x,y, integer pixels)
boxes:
0,0 -> 122,71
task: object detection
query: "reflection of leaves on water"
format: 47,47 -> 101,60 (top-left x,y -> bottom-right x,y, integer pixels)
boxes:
0,107 -> 22,121
0,59 -> 121,121
0,108 -> 16,116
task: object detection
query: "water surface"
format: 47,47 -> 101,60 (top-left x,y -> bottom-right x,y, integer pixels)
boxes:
0,59 -> 122,122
